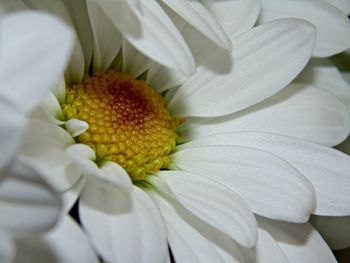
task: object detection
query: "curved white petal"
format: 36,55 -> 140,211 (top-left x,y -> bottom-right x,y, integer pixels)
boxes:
122,38 -> 152,78
14,216 -> 99,263
71,156 -> 132,192
80,183 -> 168,263
181,83 -> 350,146
149,192 -> 243,263
202,0 -> 261,39
86,1 -> 122,73
260,0 -> 350,57
50,76 -> 66,105
0,158 -> 61,237
25,0 -> 85,84
146,63 -> 187,92
324,0 -> 350,14
60,176 -> 85,213
161,0 -> 232,51
180,131 -> 350,216
149,171 -> 257,248
168,18 -> 316,117
0,11 -> 74,113
65,143 -> 95,161
295,58 -> 350,109
89,0 -> 195,76
171,145 -> 316,223
61,0 -> 94,73
242,228 -> 288,263
0,227 -> 15,263
65,119 -> 89,137
0,101 -> 26,169
311,215 -> 350,250
258,216 -> 337,263
40,90 -> 64,123
19,120 -> 81,192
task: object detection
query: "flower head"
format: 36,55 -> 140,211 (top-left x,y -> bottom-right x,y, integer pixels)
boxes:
2,1 -> 350,263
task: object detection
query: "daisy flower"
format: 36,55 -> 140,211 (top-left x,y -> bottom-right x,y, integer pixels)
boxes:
3,1 -> 350,263
0,11 -> 100,263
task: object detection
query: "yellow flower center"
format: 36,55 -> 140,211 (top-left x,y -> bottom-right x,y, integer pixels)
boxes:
62,70 -> 178,181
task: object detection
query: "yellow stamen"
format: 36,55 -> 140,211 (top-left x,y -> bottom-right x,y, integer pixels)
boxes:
62,70 -> 178,181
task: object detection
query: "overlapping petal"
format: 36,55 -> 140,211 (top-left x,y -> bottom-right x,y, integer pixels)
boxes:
258,216 -> 337,263
168,18 -> 315,117
180,131 -> 350,216
13,216 -> 99,263
88,0 -> 195,76
149,192 -> 244,263
260,0 -> 350,57
0,158 -> 61,236
80,184 -> 168,263
0,11 -> 74,113
161,0 -> 232,50
149,171 -> 257,247
181,83 -> 349,146
170,145 -> 316,223
202,0 -> 261,39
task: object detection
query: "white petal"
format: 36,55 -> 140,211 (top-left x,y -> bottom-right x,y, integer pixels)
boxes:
168,18 -> 316,117
242,228 -> 289,263
76,159 -> 132,192
171,145 -> 316,223
202,0 -> 261,38
258,216 -> 337,263
0,101 -> 26,169
86,1 -> 122,73
40,90 -> 64,121
161,0 -> 232,51
180,131 -> 350,216
295,58 -> 350,109
90,0 -> 196,76
324,0 -> 350,14
65,119 -> 89,137
61,0 -> 94,73
65,143 -> 95,161
122,38 -> 152,78
19,120 -> 81,192
149,192 -> 243,263
0,227 -> 15,263
60,176 -> 85,213
149,171 -> 257,247
0,158 -> 61,236
260,0 -> 350,57
25,0 -> 85,84
311,215 -> 350,250
79,183 -> 168,263
14,216 -> 99,263
50,76 -> 66,105
146,63 -> 187,92
181,83 -> 350,146
0,11 -> 74,113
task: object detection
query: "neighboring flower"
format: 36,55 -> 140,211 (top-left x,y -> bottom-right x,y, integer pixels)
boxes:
2,1 -> 350,263
0,11 -> 98,263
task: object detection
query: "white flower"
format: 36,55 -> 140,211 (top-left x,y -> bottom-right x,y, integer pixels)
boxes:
2,1 -> 350,263
0,11 -> 99,263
